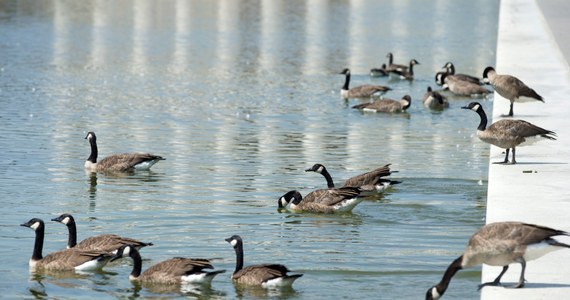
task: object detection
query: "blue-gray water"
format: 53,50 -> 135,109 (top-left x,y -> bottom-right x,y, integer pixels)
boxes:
0,0 -> 498,299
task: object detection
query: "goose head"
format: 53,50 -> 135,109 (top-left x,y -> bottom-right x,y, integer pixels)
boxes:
482,66 -> 495,84
339,68 -> 350,75
461,102 -> 482,112
278,190 -> 303,209
225,235 -> 242,248
51,213 -> 75,226
21,218 -> 44,231
305,163 -> 326,174
110,244 -> 136,262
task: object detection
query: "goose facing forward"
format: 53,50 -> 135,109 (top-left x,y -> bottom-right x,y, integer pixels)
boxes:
426,222 -> 570,300
51,213 -> 153,252
352,95 -> 411,113
21,218 -> 113,271
84,131 -> 165,172
339,68 -> 391,99
305,163 -> 401,193
111,245 -> 225,285
462,102 -> 556,164
422,86 -> 449,110
278,186 -> 362,214
225,235 -> 302,287
482,66 -> 544,117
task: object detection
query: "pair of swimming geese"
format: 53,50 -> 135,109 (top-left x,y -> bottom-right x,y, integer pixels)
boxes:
21,215 -> 302,288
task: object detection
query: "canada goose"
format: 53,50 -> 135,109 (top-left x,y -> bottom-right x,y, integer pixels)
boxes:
370,64 -> 388,77
385,52 -> 408,72
462,102 -> 556,164
482,66 -> 544,117
304,163 -> 400,193
441,62 -> 482,85
422,86 -> 449,110
84,131 -> 165,172
21,218 -> 113,271
110,244 -> 225,285
225,235 -> 302,287
339,68 -> 391,99
389,59 -> 420,80
51,213 -> 153,252
278,187 -> 362,214
437,72 -> 491,97
352,95 -> 412,113
426,222 -> 570,300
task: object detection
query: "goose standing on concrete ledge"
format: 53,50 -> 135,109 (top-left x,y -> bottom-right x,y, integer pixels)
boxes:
482,66 -> 544,117
426,222 -> 570,300
225,235 -> 302,287
111,245 -> 225,285
352,95 -> 412,113
21,218 -> 113,271
278,186 -> 362,214
462,102 -> 556,164
339,68 -> 391,99
51,213 -> 153,252
84,131 -> 165,172
305,163 -> 400,193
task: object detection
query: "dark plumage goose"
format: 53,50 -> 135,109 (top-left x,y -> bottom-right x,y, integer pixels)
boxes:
278,187 -> 362,214
225,235 -> 302,287
51,214 -> 153,252
339,68 -> 391,99
385,52 -> 408,72
389,59 -> 420,80
84,131 -> 165,172
370,63 -> 388,77
437,72 -> 491,97
111,245 -> 225,285
352,95 -> 412,113
441,62 -> 482,85
305,163 -> 400,193
21,218 -> 113,271
482,66 -> 544,117
426,222 -> 570,300
422,86 -> 449,110
462,102 -> 556,164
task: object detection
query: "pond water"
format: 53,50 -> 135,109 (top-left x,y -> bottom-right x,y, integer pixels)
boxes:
0,0 -> 498,299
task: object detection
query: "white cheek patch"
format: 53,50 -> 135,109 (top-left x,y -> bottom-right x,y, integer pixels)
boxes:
30,222 -> 40,231
472,104 -> 480,111
316,166 -> 324,173
280,197 -> 288,207
122,246 -> 132,257
230,239 -> 238,247
62,217 -> 70,225
431,287 -> 441,299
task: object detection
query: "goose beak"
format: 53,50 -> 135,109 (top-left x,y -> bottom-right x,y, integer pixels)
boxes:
224,237 -> 232,243
109,253 -> 123,262
461,106 -> 469,109
304,167 -> 313,172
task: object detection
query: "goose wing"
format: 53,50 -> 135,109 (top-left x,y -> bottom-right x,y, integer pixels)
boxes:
76,234 -> 152,252
98,153 -> 164,172
40,249 -> 112,270
342,165 -> 392,188
470,222 -> 568,249
491,119 -> 556,139
303,187 -> 360,206
234,264 -> 290,283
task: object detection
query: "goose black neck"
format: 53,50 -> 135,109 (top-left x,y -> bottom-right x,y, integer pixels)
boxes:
129,247 -> 143,278
434,255 -> 463,298
66,220 -> 78,248
233,241 -> 244,275
409,62 -> 415,75
32,223 -> 45,261
342,72 -> 350,90
475,106 -> 488,131
320,168 -> 335,188
87,138 -> 98,163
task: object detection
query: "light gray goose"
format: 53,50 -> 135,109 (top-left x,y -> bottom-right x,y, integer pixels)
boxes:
111,245 -> 225,285
278,186 -> 362,214
225,235 -> 302,287
305,163 -> 401,193
385,52 -> 408,72
462,102 -> 556,164
426,222 -> 570,300
370,63 -> 388,77
51,213 -> 153,252
84,131 -> 165,172
482,66 -> 544,117
21,218 -> 113,271
441,62 -> 482,85
352,95 -> 412,113
388,59 -> 420,80
437,72 -> 491,97
339,68 -> 391,99
422,86 -> 449,110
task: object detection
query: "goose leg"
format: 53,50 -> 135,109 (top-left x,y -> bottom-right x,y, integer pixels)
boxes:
494,148 -> 510,164
478,265 -> 509,290
511,148 -> 517,164
507,258 -> 526,288
508,101 -> 514,117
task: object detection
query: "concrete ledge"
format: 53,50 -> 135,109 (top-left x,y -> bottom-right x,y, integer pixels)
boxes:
481,0 -> 570,299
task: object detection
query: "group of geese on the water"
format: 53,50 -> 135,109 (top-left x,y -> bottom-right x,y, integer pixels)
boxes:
21,53 -> 567,299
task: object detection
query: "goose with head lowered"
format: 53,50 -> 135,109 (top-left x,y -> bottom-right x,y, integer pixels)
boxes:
84,131 -> 165,173
426,222 -> 570,299
339,68 -> 391,99
278,186 -> 362,214
111,244 -> 225,285
482,66 -> 544,117
21,218 -> 113,271
305,163 -> 400,193
51,213 -> 153,253
225,235 -> 302,288
422,86 -> 449,110
352,95 -> 412,113
462,102 -> 556,164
